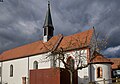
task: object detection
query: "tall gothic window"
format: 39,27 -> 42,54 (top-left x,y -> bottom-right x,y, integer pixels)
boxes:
10,65 -> 13,77
33,61 -> 38,69
67,56 -> 75,70
97,67 -> 103,78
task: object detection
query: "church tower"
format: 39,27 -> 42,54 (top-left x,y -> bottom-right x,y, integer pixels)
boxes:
43,1 -> 54,42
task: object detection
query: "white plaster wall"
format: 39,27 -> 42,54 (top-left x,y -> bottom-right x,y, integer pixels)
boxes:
91,64 -> 112,84
55,49 -> 88,84
2,58 -> 28,84
57,49 -> 88,68
78,67 -> 89,84
1,52 -> 52,84
0,49 -> 88,84
0,62 -> 1,67
29,53 -> 51,70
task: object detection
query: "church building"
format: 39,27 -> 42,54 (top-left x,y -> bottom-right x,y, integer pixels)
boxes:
0,2 -> 113,84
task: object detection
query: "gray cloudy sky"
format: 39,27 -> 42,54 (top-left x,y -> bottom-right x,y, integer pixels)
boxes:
0,0 -> 120,58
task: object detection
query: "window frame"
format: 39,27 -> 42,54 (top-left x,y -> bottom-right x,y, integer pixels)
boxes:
97,67 -> 103,78
33,61 -> 38,69
10,64 -> 13,77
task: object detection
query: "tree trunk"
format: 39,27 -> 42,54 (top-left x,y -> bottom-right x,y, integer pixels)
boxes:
69,71 -> 75,84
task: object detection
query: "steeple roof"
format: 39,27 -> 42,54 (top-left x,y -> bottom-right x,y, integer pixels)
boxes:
43,1 -> 54,29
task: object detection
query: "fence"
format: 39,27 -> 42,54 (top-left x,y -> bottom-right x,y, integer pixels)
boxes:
89,78 -> 120,84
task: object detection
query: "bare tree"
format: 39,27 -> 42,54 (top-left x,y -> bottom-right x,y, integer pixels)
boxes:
89,27 -> 108,61
39,27 -> 108,84
39,31 -> 91,84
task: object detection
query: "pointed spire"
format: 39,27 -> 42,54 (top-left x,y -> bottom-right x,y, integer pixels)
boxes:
43,1 -> 54,42
43,1 -> 54,29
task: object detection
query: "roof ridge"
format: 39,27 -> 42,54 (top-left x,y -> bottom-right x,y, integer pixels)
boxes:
64,28 -> 93,37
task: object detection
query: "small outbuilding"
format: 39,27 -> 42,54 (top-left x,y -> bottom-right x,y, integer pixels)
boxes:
89,51 -> 113,84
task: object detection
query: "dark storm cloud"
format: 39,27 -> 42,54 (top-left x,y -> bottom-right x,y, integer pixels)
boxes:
103,45 -> 120,58
0,0 -> 44,52
0,0 -> 120,57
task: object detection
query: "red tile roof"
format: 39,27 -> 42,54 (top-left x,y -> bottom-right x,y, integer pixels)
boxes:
109,58 -> 120,69
0,29 -> 94,61
91,51 -> 113,64
0,35 -> 61,61
58,29 -> 93,51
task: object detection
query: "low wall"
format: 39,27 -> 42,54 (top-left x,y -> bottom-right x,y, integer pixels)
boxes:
30,68 -> 71,84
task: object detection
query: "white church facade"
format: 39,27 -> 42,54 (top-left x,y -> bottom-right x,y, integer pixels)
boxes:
0,2 -> 113,84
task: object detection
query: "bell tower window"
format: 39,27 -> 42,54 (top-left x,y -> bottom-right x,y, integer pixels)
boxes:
44,28 -> 47,36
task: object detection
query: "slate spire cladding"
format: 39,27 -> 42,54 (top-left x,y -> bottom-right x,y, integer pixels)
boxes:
43,1 -> 54,42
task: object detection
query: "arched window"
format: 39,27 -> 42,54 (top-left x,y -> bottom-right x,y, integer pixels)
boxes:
97,67 -> 102,78
67,56 -> 75,70
10,65 -> 13,77
33,61 -> 38,69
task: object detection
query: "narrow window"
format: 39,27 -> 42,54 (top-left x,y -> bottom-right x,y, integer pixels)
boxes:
0,67 -> 1,77
44,28 -> 47,36
97,67 -> 102,78
48,28 -> 53,36
33,61 -> 38,69
10,65 -> 13,77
